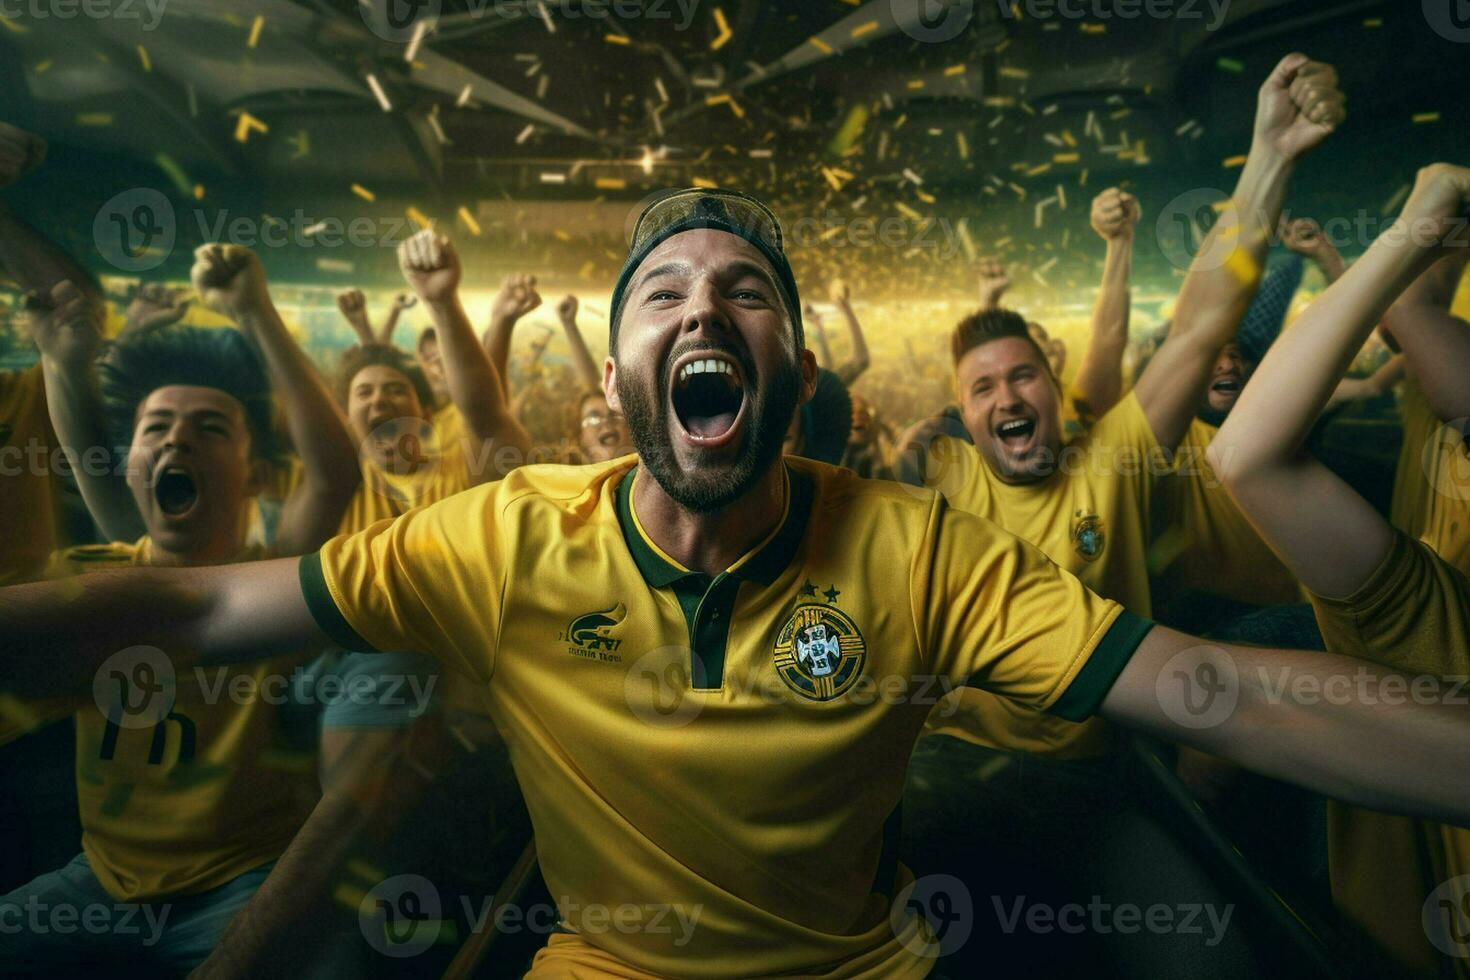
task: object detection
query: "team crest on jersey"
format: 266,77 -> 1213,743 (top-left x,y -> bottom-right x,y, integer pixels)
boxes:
559,602 -> 626,662
1072,511 -> 1106,562
773,603 -> 866,701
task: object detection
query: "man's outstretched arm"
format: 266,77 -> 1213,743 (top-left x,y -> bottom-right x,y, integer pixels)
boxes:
1100,624 -> 1470,824
828,280 -> 870,385
556,294 -> 603,391
1209,163 -> 1470,599
1134,54 -> 1345,452
481,272 -> 543,403
0,557 -> 322,700
1073,187 -> 1139,417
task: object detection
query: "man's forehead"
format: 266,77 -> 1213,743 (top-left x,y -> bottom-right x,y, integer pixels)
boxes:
959,335 -> 1048,376
140,385 -> 246,419
352,364 -> 412,387
635,228 -> 777,282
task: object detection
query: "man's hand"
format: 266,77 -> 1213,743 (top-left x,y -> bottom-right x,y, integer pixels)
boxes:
556,294 -> 578,324
191,244 -> 272,320
1281,217 -> 1329,258
977,258 -> 1010,308
124,283 -> 191,335
829,279 -> 851,307
1397,163 -> 1470,257
0,122 -> 46,189
1090,188 -> 1140,240
1252,54 -> 1345,162
391,292 -> 417,314
335,289 -> 372,337
27,280 -> 102,369
398,230 -> 463,306
491,273 -> 542,325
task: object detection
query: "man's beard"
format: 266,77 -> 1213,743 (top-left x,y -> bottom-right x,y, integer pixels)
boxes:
618,348 -> 801,514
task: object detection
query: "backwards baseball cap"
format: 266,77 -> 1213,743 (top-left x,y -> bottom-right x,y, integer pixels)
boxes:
609,188 -> 804,351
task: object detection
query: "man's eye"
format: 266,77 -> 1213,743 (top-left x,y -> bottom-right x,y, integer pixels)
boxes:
143,423 -> 167,434
648,290 -> 679,302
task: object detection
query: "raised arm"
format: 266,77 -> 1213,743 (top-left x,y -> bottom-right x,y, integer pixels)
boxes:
120,283 -> 191,339
192,245 -> 360,555
334,289 -> 376,346
1134,54 -> 1344,452
1208,163 -> 1470,599
976,257 -> 1010,311
0,124 -> 101,307
1074,188 -> 1140,417
1327,352 -> 1404,409
556,293 -> 603,390
30,281 -> 146,541
377,292 -> 416,347
1282,216 -> 1346,284
1379,249 -> 1470,423
828,280 -> 870,385
481,273 -> 542,402
399,231 -> 531,480
1100,624 -> 1470,824
803,304 -> 833,369
0,557 -> 321,699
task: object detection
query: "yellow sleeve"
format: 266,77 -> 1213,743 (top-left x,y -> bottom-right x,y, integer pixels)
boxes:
300,487 -> 503,685
914,498 -> 1153,721
1310,529 -> 1470,678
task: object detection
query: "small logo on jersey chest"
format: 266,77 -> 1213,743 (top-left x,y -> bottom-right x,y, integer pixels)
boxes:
773,602 -> 866,701
558,603 -> 626,662
1072,511 -> 1106,562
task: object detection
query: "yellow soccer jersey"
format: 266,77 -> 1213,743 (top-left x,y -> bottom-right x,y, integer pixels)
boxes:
47,539 -> 319,903
1311,530 -> 1470,979
904,392 -> 1164,757
1151,418 -> 1302,607
302,457 -> 1152,979
0,366 -> 62,585
1392,380 -> 1470,572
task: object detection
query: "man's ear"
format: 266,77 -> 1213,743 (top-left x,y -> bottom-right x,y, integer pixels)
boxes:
797,348 -> 818,404
603,357 -> 620,412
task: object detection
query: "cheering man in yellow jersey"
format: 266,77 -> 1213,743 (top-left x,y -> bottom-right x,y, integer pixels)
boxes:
1211,163 -> 1470,980
897,54 -> 1345,760
0,241 -> 364,973
4,188 -> 1470,980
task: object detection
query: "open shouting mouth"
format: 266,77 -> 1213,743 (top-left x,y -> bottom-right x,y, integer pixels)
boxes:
993,414 -> 1038,452
669,350 -> 749,450
153,462 -> 200,520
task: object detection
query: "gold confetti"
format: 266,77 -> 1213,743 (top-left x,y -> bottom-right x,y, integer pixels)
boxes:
809,36 -> 834,55
1053,152 -> 1079,163
233,112 -> 268,143
33,60 -> 52,73
710,7 -> 733,50
137,45 -> 151,72
895,202 -> 923,221
705,93 -> 744,118
350,183 -> 376,202
691,177 -> 717,188
944,64 -> 965,77
594,177 -> 627,190
247,14 -> 264,48
851,20 -> 878,39
1222,154 -> 1247,168
406,206 -> 432,229
457,207 -> 482,236
604,32 -> 630,45
1412,112 -> 1440,124
1025,163 -> 1053,177
1081,22 -> 1106,34
907,80 -> 925,91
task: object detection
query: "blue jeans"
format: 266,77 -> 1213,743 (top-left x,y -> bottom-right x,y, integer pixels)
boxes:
0,852 -> 273,976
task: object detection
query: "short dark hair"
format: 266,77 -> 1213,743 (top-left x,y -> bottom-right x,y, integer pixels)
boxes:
336,343 -> 435,410
417,327 -> 436,351
951,307 -> 1053,375
99,326 -> 275,458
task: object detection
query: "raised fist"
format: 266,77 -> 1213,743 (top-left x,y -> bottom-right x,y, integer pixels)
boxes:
977,257 -> 1010,307
1254,54 -> 1345,162
0,122 -> 46,189
124,282 -> 191,335
1399,163 -> 1470,255
191,244 -> 271,319
828,279 -> 851,306
1280,217 -> 1331,258
556,294 -> 579,322
28,281 -> 102,369
1090,188 -> 1140,240
398,230 -> 463,305
491,273 -> 542,324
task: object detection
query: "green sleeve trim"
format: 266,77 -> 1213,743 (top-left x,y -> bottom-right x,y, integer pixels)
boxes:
299,553 -> 375,652
1049,610 -> 1154,722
